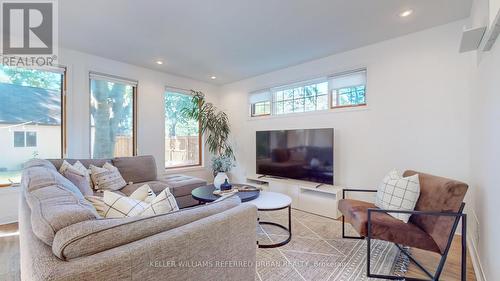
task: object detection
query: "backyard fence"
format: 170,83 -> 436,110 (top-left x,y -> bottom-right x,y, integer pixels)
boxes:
114,135 -> 199,165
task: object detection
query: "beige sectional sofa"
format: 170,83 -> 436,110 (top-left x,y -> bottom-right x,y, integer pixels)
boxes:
19,157 -> 257,281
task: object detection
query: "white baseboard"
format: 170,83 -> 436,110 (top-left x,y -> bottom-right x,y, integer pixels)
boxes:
466,207 -> 487,281
467,236 -> 486,281
0,216 -> 18,225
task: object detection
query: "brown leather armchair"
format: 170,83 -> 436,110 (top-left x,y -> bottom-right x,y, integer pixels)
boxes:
338,170 -> 468,281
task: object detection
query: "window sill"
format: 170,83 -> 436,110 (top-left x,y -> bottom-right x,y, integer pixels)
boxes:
165,165 -> 208,174
247,105 -> 370,121
0,184 -> 20,194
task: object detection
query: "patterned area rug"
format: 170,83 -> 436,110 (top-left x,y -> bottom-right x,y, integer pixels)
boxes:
256,209 -> 408,281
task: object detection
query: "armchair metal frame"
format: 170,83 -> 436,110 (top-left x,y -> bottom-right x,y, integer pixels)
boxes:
342,189 -> 467,281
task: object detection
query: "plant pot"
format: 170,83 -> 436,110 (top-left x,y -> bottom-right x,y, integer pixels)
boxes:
214,172 -> 229,189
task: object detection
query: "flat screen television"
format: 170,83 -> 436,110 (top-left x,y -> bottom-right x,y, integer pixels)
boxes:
256,128 -> 334,185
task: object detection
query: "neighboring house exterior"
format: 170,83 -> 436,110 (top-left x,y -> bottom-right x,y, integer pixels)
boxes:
0,83 -> 61,171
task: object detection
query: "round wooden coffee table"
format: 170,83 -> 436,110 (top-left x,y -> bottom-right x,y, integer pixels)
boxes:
191,184 -> 260,203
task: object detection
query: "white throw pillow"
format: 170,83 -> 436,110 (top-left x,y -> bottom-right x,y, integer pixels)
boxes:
90,163 -> 127,191
59,160 -> 83,176
102,191 -> 148,218
73,161 -> 93,190
375,169 -> 420,223
129,184 -> 156,204
140,188 -> 179,216
88,187 -> 177,218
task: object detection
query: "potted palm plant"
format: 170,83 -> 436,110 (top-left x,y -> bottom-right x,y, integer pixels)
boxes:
182,91 -> 235,189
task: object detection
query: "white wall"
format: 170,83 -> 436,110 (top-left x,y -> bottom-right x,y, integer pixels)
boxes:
220,21 -> 475,191
468,1 -> 500,280
59,48 -> 217,180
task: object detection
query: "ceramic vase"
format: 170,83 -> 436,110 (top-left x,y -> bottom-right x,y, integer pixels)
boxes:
214,172 -> 229,189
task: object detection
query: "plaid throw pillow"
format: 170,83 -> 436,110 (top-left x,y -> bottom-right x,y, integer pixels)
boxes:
140,188 -> 178,216
375,169 -> 420,223
102,191 -> 148,218
94,186 -> 178,218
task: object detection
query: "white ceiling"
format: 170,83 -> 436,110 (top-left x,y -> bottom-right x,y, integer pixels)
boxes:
59,0 -> 472,85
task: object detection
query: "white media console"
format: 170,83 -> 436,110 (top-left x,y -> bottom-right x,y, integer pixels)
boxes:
246,175 -> 343,219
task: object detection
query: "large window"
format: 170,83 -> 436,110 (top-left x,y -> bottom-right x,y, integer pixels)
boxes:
164,89 -> 201,169
90,72 -> 137,159
0,65 -> 65,185
249,68 -> 367,117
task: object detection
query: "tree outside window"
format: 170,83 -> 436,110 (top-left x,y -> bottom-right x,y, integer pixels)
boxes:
164,91 -> 201,168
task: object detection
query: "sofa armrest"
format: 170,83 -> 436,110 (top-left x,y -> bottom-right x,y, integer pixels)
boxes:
53,195 -> 241,260
30,203 -> 258,281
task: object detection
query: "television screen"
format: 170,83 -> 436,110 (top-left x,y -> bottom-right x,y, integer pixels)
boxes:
256,128 -> 334,184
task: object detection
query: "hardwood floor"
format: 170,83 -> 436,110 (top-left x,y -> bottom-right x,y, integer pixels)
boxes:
406,234 -> 476,281
0,223 -> 20,281
0,222 -> 476,281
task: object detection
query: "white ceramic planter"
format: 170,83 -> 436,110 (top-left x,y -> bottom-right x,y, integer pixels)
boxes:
213,172 -> 229,189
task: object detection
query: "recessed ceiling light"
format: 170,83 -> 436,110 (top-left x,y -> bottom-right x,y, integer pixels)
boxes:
399,9 -> 413,18
156,60 -> 163,65
210,76 -> 217,80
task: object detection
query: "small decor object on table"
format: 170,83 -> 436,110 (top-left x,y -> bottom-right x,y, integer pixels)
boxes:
211,155 -> 234,189
213,188 -> 238,196
220,179 -> 232,191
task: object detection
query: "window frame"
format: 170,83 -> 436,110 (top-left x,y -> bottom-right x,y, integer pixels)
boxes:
272,80 -> 329,115
164,87 -> 203,170
88,72 -> 138,159
5,65 -> 68,153
248,68 -> 367,118
251,101 -> 271,117
0,65 -> 66,187
330,84 -> 367,109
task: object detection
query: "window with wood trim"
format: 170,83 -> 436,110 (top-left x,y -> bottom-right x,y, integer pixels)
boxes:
90,72 -> 137,159
164,89 -> 202,169
0,65 -> 65,185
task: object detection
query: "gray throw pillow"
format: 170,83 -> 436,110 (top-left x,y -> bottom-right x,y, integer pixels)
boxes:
63,170 -> 93,197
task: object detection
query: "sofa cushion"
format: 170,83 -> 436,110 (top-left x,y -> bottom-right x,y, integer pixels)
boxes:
25,184 -> 99,246
338,199 -> 440,253
22,165 -> 85,198
52,195 -> 241,260
112,155 -> 157,183
119,180 -> 170,196
403,170 -> 468,254
23,158 -> 57,171
159,174 -> 207,197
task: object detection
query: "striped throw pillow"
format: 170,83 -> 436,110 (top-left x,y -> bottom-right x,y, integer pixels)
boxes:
90,163 -> 127,191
